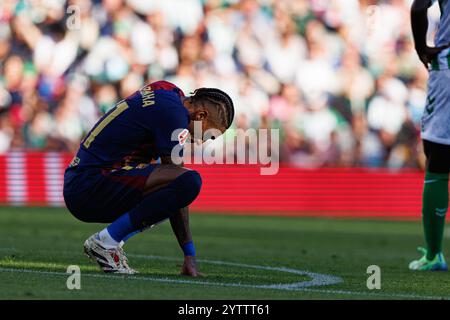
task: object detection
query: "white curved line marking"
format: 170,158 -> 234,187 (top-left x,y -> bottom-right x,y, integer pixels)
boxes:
130,254 -> 343,288
0,252 -> 449,299
0,248 -> 341,288
0,266 -> 448,300
0,265 -> 340,292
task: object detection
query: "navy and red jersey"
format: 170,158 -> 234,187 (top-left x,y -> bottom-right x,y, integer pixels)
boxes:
71,81 -> 189,169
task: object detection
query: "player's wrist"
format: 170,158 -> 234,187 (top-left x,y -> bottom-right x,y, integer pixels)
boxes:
182,241 -> 196,257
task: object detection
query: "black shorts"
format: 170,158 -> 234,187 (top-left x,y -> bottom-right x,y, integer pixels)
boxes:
63,164 -> 156,223
423,139 -> 450,173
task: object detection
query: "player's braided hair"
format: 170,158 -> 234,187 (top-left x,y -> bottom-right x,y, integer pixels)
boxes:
190,88 -> 235,130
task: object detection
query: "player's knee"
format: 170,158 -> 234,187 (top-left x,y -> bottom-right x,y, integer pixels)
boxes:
173,170 -> 202,207
189,170 -> 203,198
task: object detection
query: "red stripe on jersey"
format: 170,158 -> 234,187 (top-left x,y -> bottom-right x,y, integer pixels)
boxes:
102,169 -> 148,191
147,80 -> 185,98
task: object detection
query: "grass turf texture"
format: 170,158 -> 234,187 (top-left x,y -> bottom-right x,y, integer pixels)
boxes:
0,207 -> 449,300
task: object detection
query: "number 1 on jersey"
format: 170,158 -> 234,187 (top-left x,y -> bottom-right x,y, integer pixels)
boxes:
83,101 -> 129,148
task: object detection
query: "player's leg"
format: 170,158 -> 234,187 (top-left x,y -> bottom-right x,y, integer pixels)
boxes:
98,164 -> 193,245
409,140 -> 450,271
64,167 -> 142,273
422,141 -> 449,259
110,165 -> 192,243
112,165 -> 190,242
87,165 -> 202,273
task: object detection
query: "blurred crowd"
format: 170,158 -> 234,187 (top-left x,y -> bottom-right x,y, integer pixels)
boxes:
0,0 -> 440,168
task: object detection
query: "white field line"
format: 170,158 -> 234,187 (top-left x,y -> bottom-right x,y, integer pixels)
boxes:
130,254 -> 343,289
129,254 -> 450,300
0,253 -> 448,300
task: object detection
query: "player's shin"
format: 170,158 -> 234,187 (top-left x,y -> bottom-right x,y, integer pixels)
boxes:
422,171 -> 449,260
97,212 -> 134,248
121,229 -> 143,244
128,170 -> 202,234
120,219 -> 169,245
99,171 -> 201,249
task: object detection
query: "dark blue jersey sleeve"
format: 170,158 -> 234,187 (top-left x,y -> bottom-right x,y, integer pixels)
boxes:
151,102 -> 189,157
129,87 -> 190,159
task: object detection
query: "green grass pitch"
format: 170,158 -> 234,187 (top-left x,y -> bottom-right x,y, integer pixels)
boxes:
0,207 -> 449,300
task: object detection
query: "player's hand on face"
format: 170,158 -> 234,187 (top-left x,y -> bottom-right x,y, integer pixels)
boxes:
417,45 -> 449,69
181,255 -> 203,277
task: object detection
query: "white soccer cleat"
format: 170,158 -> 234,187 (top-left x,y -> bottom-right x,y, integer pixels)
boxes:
83,233 -> 138,274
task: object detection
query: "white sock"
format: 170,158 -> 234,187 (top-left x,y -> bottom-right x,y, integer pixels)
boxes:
97,228 -> 120,249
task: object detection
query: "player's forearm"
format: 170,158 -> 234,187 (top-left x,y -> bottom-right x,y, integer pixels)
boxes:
159,157 -> 195,252
170,207 -> 193,247
160,155 -> 191,247
172,207 -> 199,276
411,0 -> 432,51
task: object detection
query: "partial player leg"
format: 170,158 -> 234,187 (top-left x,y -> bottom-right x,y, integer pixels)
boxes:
88,166 -> 202,273
110,165 -> 191,245
100,164 -> 192,245
409,140 -> 450,271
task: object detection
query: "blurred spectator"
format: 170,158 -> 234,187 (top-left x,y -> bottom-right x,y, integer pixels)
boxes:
0,0 -> 433,169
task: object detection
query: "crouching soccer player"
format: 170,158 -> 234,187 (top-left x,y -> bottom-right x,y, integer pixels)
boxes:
409,0 -> 450,271
63,81 -> 234,275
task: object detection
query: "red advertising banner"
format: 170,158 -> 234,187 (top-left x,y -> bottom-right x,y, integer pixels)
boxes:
0,152 -> 430,219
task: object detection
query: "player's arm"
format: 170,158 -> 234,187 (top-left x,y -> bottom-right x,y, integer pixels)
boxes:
158,156 -> 193,251
145,92 -> 200,276
170,206 -> 200,277
411,0 -> 447,68
159,155 -> 200,277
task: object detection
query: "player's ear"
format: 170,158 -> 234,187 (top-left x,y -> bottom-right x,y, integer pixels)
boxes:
193,110 -> 208,121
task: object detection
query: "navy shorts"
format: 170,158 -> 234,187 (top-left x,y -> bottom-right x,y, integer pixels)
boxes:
423,140 -> 450,174
63,164 -> 156,223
